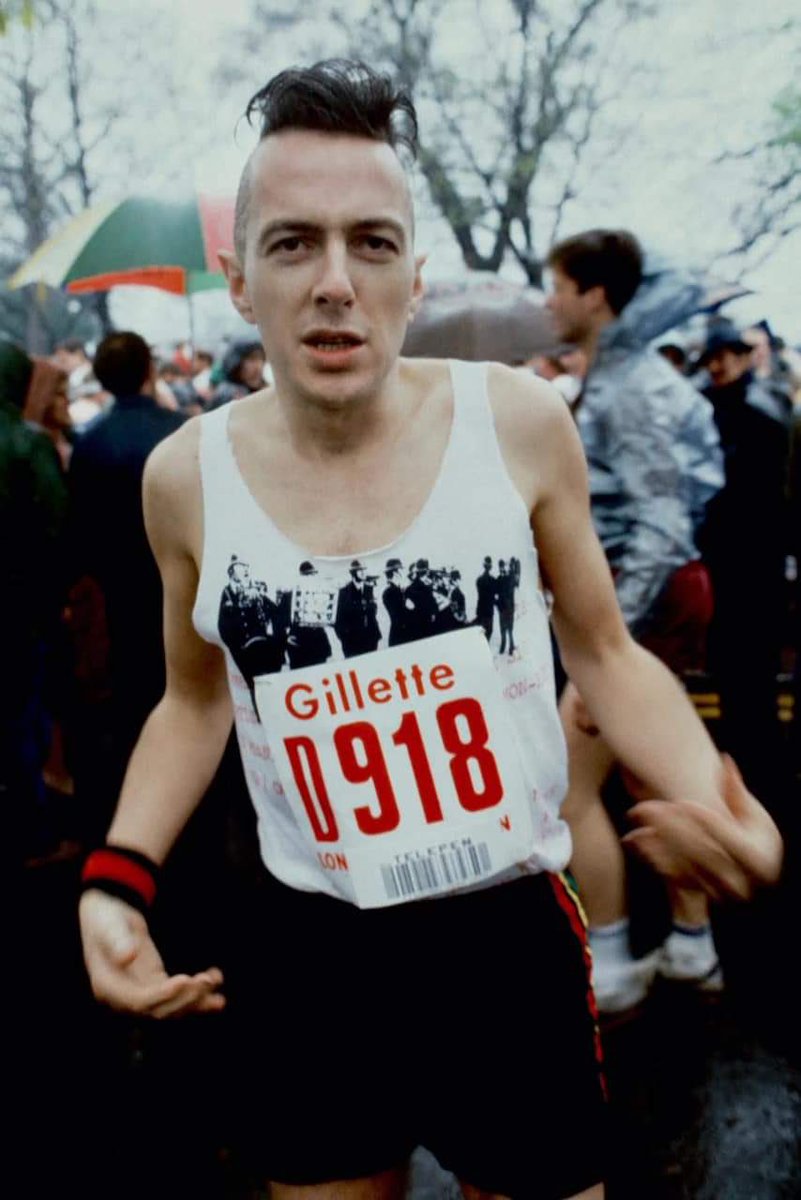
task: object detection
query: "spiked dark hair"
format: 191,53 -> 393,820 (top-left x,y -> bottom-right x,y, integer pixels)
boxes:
234,59 -> 418,260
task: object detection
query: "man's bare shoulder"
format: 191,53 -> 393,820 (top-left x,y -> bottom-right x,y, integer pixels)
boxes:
487,362 -> 572,435
143,417 -> 203,557
144,416 -> 201,499
488,362 -> 576,473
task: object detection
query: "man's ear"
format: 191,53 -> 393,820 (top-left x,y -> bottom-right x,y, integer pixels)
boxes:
585,283 -> 609,317
219,249 -> 256,325
408,253 -> 427,321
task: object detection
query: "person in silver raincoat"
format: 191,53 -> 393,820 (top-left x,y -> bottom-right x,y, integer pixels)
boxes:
574,254 -> 724,638
545,230 -> 725,1015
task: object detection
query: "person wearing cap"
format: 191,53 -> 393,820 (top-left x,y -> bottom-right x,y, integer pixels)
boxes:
696,320 -> 791,804
382,556 -> 409,645
475,554 -> 499,642
286,560 -> 333,668
333,558 -> 381,657
404,556 -> 437,640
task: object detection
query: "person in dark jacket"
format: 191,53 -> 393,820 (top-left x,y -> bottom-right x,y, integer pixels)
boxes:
68,331 -> 184,825
0,343 -> 68,860
790,405 -> 801,774
696,322 -> 791,804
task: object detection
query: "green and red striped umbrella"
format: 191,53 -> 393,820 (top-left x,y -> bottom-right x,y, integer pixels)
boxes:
7,194 -> 235,296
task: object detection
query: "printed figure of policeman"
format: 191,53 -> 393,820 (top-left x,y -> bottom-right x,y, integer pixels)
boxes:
382,557 -> 409,645
497,557 -> 520,656
334,558 -> 381,658
404,557 -> 438,641
475,555 -> 499,642
287,561 -> 333,668
218,554 -> 286,698
433,567 -> 467,633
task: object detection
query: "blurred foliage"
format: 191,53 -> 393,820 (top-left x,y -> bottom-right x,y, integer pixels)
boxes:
773,86 -> 801,150
726,36 -> 801,265
0,1 -> 36,35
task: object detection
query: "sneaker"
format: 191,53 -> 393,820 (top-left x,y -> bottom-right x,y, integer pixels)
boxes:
657,927 -> 724,993
590,948 -> 662,1015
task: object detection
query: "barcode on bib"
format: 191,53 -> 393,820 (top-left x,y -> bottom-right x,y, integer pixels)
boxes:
380,839 -> 492,901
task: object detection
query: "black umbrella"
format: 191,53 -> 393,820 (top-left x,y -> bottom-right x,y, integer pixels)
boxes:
403,275 -> 560,365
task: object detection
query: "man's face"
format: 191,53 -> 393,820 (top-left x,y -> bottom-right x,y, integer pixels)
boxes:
225,129 -> 424,410
545,267 -> 597,345
238,349 -> 267,391
743,328 -> 770,373
707,348 -> 750,388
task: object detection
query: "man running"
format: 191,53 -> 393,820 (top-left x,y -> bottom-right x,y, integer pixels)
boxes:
79,60 -> 730,1200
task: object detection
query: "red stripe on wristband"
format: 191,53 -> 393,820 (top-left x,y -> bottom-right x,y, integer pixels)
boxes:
82,849 -> 158,908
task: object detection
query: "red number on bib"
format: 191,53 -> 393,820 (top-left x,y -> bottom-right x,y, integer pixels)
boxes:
436,698 -> 504,812
285,698 -> 504,843
334,721 -> 401,835
284,736 -> 340,842
392,711 -> 444,824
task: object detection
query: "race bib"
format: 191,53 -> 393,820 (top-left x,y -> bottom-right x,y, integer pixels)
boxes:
255,627 -> 535,908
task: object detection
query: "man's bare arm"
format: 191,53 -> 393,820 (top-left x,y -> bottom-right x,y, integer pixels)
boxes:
105,425 -> 233,857
490,367 -> 724,811
80,422 -> 233,1016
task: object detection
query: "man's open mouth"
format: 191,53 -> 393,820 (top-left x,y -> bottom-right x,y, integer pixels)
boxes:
303,333 -> 364,350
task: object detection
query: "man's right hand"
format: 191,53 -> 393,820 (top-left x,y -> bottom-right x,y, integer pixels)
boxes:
79,890 -> 226,1019
622,755 -> 784,902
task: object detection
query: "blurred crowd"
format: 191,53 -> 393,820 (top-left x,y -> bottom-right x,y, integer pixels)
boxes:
1,284 -> 799,883
1,330 -> 270,865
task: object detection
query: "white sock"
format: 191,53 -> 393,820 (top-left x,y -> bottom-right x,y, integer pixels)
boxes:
588,919 -> 631,965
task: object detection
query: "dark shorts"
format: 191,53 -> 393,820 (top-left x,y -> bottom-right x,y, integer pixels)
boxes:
226,870 -> 607,1197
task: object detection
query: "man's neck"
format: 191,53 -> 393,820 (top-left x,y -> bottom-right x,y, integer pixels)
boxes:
271,360 -> 418,461
579,313 -> 615,366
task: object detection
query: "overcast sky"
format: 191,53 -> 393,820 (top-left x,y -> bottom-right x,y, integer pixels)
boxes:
50,0 -> 800,345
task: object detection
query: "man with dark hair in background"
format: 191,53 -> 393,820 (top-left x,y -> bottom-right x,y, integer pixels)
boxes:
546,229 -> 725,1013
68,331 -> 184,832
77,62 -> 743,1200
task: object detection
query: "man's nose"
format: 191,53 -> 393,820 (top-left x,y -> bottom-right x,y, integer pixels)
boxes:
312,243 -> 356,307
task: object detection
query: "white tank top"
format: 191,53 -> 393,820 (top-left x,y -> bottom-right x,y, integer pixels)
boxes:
193,361 -> 570,906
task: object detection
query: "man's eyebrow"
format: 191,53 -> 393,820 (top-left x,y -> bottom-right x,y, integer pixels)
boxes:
351,218 -> 407,242
256,217 -> 407,250
256,221 -> 321,250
